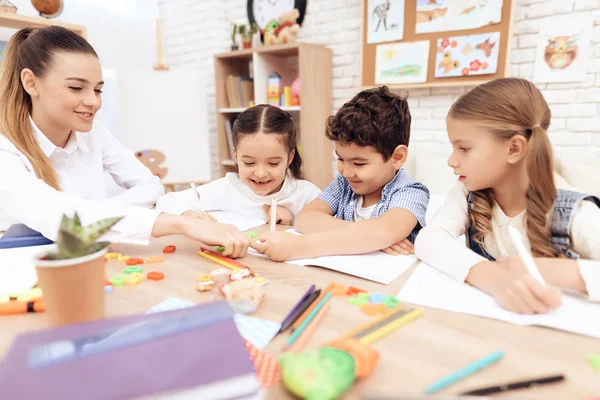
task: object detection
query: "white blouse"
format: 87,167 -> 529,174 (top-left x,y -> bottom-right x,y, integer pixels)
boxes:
0,119 -> 163,244
156,172 -> 321,221
415,182 -> 600,301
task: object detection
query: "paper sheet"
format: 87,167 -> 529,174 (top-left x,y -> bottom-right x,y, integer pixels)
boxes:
0,245 -> 52,295
249,229 -> 417,284
397,263 -> 600,338
210,211 -> 265,232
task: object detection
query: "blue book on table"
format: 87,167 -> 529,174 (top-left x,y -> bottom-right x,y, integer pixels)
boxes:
0,224 -> 53,249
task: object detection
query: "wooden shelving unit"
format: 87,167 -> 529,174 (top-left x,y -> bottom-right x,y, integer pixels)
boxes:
214,43 -> 333,189
0,11 -> 86,37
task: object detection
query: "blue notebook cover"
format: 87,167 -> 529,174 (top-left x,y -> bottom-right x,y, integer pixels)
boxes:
0,224 -> 53,249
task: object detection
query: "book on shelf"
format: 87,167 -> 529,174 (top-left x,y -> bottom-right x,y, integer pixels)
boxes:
226,74 -> 254,108
224,117 -> 236,160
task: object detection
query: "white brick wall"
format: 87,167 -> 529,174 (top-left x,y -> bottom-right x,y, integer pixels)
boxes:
159,0 -> 600,177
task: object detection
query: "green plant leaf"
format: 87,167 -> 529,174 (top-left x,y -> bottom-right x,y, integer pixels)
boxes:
80,216 -> 124,243
57,228 -> 87,253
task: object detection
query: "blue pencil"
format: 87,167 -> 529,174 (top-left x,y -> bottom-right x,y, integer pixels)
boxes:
285,292 -> 332,347
425,350 -> 504,394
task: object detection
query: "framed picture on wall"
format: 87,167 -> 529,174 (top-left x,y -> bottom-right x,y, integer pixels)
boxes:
533,14 -> 592,83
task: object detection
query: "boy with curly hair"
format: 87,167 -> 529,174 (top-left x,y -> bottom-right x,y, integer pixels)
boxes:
253,86 -> 430,261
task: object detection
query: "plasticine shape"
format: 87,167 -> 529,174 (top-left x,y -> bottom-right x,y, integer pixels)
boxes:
368,293 -> 385,305
331,283 -> 346,295
360,303 -> 389,317
346,286 -> 367,296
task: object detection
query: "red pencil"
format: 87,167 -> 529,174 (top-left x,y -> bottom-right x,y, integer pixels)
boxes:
200,247 -> 258,276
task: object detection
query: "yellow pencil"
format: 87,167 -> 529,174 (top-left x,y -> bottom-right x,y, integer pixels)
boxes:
337,307 -> 407,340
358,308 -> 423,345
196,250 -> 240,271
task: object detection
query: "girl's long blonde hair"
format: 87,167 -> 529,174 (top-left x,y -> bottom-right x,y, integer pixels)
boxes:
0,26 -> 97,190
449,78 -> 557,258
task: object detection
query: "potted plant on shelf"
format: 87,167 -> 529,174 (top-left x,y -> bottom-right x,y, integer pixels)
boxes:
238,24 -> 252,49
230,23 -> 239,51
33,213 -> 123,327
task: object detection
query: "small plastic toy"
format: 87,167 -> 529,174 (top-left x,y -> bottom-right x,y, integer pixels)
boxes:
382,295 -> 399,309
346,286 -> 367,296
211,268 -> 230,276
348,293 -> 369,306
126,258 -> 144,266
229,268 -> 251,281
330,283 -> 345,296
147,271 -> 165,281
253,276 -> 269,286
267,72 -> 282,106
162,245 -> 176,254
104,252 -> 120,260
360,303 -> 389,317
109,274 -> 126,286
124,266 -> 143,274
220,279 -> 264,314
196,274 -> 215,292
368,293 -> 385,305
124,272 -> 144,286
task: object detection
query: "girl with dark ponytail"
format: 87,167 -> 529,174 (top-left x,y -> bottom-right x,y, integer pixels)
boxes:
415,78 -> 600,314
157,104 -> 321,225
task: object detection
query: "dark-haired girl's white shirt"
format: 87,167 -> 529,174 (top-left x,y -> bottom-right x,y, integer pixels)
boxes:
156,172 -> 321,221
0,119 -> 164,244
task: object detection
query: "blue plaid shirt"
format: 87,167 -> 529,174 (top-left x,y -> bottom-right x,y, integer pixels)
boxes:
318,169 -> 430,243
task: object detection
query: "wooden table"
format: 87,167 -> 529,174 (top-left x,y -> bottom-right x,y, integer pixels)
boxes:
1,231 -> 599,400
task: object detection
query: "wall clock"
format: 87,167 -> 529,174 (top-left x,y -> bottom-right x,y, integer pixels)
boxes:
247,0 -> 307,30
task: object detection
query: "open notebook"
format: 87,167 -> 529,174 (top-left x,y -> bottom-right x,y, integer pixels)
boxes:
210,211 -> 265,232
0,301 -> 262,400
249,229 -> 417,284
397,262 -> 600,338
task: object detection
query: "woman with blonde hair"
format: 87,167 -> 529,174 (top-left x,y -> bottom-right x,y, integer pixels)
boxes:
0,26 -> 249,257
415,78 -> 600,313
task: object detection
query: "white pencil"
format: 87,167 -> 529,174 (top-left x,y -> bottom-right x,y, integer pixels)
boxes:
270,198 -> 277,232
189,181 -> 205,213
507,225 -> 546,284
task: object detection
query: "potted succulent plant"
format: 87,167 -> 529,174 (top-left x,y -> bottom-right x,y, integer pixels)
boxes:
231,23 -> 239,51
238,24 -> 252,49
34,213 -> 123,326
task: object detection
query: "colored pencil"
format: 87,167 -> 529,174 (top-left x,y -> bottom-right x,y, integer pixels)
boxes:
196,250 -> 240,271
359,309 -> 423,345
291,282 -> 334,331
278,285 -> 316,333
425,350 -> 505,394
287,302 -> 330,353
0,299 -> 45,315
286,292 -> 332,347
200,247 -> 258,276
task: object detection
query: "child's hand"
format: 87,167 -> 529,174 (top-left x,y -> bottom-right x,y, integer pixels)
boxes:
251,231 -> 304,262
182,210 -> 217,222
263,204 -> 294,226
182,218 -> 249,258
468,260 -> 562,314
382,238 -> 414,255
